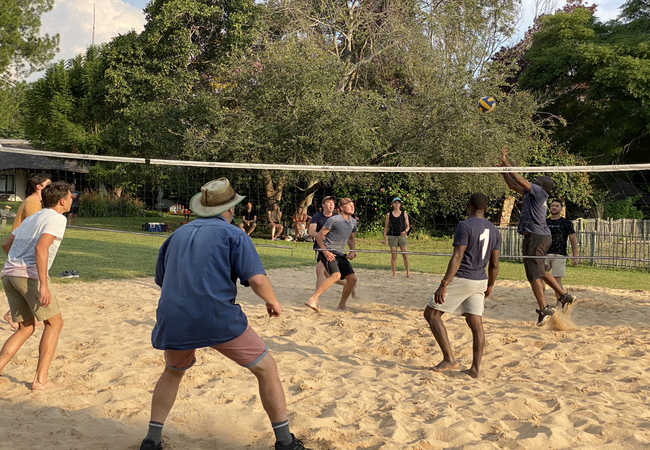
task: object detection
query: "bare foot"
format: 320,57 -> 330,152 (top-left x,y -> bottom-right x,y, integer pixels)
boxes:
391,273 -> 397,279
406,274 -> 411,279
31,380 -> 62,390
3,311 -> 18,330
337,304 -> 348,311
461,368 -> 479,379
304,298 -> 320,312
431,360 -> 459,372
351,290 -> 360,299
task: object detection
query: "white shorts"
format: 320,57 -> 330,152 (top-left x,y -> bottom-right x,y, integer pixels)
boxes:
545,254 -> 567,277
427,277 -> 487,316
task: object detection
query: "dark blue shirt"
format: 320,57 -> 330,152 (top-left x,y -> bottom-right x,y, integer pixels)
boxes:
152,215 -> 266,350
453,217 -> 501,280
518,183 -> 550,235
546,217 -> 575,256
310,211 -> 335,250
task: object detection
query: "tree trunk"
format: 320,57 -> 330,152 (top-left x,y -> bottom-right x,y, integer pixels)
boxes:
262,170 -> 287,211
500,196 -> 515,226
299,179 -> 321,211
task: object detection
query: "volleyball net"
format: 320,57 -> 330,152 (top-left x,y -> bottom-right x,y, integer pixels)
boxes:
1,146 -> 649,268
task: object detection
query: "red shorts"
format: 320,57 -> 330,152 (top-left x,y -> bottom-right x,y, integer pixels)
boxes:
164,326 -> 267,370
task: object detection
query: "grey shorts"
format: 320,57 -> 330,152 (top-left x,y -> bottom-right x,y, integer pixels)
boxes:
2,276 -> 61,322
387,235 -> 407,247
427,277 -> 487,316
545,254 -> 567,277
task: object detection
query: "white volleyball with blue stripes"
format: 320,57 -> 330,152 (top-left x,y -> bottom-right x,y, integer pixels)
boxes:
478,96 -> 496,113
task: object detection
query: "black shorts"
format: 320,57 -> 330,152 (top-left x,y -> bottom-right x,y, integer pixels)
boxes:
68,207 -> 79,215
317,252 -> 355,279
522,234 -> 551,281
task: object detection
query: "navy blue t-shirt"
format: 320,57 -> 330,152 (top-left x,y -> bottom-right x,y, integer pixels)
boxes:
453,217 -> 501,280
546,217 -> 575,256
518,183 -> 550,235
310,211 -> 335,250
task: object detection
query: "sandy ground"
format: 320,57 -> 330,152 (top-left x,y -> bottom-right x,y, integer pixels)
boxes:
0,267 -> 649,450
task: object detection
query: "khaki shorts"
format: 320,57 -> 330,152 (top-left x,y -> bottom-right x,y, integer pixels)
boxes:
164,326 -> 268,371
2,276 -> 61,322
427,277 -> 487,316
545,254 -> 567,277
387,235 -> 408,247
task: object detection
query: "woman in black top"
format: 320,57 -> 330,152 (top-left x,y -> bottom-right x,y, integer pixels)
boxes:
382,197 -> 411,278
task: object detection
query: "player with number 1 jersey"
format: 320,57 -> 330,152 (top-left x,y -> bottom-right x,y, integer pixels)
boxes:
424,193 -> 501,378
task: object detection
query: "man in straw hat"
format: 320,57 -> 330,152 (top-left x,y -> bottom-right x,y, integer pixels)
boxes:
498,147 -> 577,327
140,178 -> 309,450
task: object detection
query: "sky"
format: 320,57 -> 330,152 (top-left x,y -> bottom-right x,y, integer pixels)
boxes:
28,0 -> 628,82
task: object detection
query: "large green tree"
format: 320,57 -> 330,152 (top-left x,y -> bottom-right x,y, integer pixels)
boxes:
0,0 -> 59,137
518,0 -> 650,163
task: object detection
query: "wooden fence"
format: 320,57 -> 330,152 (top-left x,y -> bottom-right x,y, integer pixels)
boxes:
499,221 -> 650,270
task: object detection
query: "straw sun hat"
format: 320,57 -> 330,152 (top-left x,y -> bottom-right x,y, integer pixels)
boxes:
190,178 -> 245,217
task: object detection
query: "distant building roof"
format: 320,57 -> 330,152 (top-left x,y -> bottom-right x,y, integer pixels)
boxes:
0,140 -> 89,173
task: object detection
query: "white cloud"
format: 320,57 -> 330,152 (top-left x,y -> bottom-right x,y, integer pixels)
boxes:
28,0 -> 146,80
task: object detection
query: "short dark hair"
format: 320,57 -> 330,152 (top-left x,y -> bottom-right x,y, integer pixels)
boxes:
551,199 -> 564,206
322,196 -> 336,205
26,173 -> 51,195
42,181 -> 72,208
469,192 -> 488,211
533,176 -> 554,193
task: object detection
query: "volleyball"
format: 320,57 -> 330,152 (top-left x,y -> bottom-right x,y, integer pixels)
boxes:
478,96 -> 496,114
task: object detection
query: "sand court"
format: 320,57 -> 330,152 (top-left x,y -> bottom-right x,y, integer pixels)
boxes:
0,267 -> 649,449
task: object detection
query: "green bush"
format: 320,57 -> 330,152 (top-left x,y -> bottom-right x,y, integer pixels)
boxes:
603,196 -> 645,220
79,190 -> 146,218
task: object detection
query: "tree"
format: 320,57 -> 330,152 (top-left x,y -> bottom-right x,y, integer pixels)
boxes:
0,0 -> 59,136
517,0 -> 650,163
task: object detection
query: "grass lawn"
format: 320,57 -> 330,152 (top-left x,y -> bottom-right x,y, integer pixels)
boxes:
0,222 -> 649,291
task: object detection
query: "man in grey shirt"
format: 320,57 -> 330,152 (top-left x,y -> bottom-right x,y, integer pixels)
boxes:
305,198 -> 357,312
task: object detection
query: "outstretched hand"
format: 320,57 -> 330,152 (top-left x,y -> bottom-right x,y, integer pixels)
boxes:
498,147 -> 508,165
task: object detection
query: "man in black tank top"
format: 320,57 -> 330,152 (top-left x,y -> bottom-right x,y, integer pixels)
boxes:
382,198 -> 411,278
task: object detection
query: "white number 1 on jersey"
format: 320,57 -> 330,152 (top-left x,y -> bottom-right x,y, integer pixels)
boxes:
479,228 -> 490,260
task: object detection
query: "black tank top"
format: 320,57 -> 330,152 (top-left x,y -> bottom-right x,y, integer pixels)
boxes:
388,211 -> 405,236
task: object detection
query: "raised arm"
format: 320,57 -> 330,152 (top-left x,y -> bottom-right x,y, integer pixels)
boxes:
498,147 -> 529,194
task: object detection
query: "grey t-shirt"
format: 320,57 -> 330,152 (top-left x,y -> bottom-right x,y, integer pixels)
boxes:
453,217 -> 501,280
323,214 -> 357,256
518,183 -> 550,235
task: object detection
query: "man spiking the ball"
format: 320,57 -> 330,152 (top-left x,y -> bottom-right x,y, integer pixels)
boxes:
498,147 -> 577,326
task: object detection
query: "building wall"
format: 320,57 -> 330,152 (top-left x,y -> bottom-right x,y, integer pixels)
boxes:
0,169 -> 27,201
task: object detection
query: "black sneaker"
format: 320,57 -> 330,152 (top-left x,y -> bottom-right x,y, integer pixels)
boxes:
140,439 -> 162,450
70,270 -> 80,278
535,306 -> 555,327
558,293 -> 577,313
57,270 -> 73,278
276,434 -> 311,450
